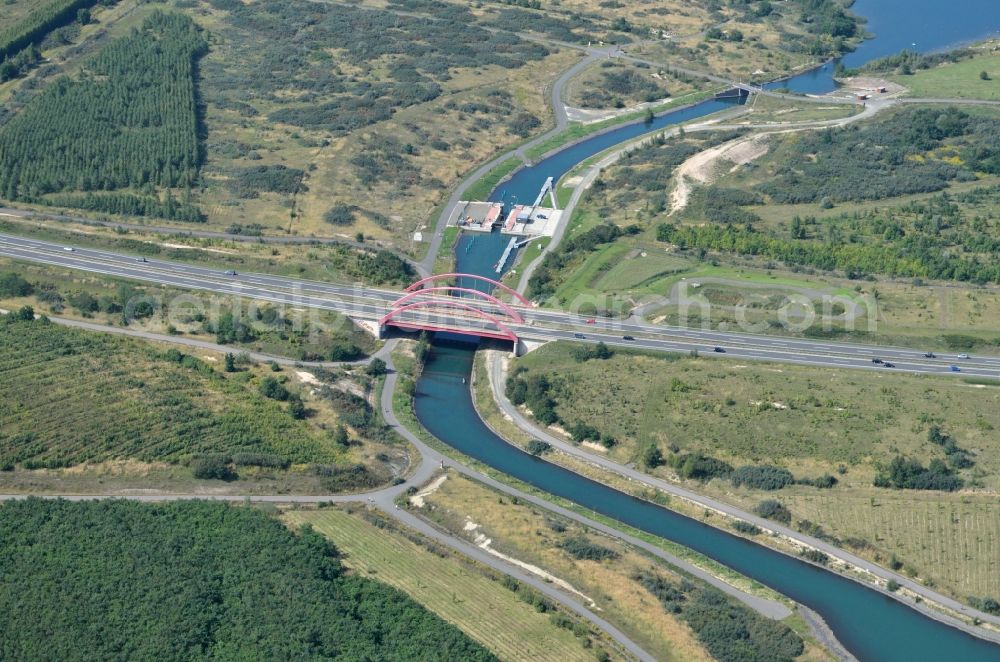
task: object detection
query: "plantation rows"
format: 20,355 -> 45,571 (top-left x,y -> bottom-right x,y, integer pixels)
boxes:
0,320 -> 339,468
0,12 -> 205,202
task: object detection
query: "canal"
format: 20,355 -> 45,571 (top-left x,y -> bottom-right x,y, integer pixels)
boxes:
415,3 -> 1000,659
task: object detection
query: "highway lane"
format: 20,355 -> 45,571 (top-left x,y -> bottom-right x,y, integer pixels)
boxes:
2,232 -> 998,379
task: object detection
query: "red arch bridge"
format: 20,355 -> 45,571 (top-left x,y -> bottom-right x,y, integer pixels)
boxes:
379,273 -> 530,343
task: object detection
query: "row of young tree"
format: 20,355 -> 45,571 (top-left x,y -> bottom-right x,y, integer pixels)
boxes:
0,12 -> 206,205
0,0 -> 103,59
0,499 -> 495,661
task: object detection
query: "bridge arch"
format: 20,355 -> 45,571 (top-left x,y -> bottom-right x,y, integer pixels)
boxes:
379,300 -> 518,343
405,273 -> 531,307
392,286 -> 524,323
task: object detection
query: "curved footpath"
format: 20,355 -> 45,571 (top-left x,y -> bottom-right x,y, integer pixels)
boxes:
484,350 -> 1000,641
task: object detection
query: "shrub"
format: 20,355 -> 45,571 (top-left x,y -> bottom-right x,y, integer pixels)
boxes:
754,499 -> 791,524
0,272 -> 33,297
192,455 -> 236,481
324,204 -> 356,226
732,521 -> 761,535
527,439 -> 552,456
259,376 -> 290,401
730,465 -> 794,490
558,535 -> 619,562
800,549 -> 829,565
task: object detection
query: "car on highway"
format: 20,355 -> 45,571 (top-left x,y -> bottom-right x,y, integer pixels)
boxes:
923,352 -> 936,358
536,214 -> 547,219
137,257 -> 147,263
585,318 -> 596,324
950,365 -> 961,372
225,270 -> 237,276
63,247 -> 75,252
713,346 -> 726,353
882,362 -> 895,368
573,332 -> 585,339
622,335 -> 635,341
957,353 -> 970,359
871,358 -> 883,364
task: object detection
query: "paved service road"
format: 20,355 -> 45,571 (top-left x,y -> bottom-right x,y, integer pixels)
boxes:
3,232 -> 997,380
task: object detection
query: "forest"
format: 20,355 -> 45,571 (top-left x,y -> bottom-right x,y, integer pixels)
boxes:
0,12 -> 206,217
0,499 -> 495,661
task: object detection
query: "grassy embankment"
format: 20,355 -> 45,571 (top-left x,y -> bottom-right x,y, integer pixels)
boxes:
0,316 -> 404,493
891,47 -> 1000,100
509,341 -> 1000,603
0,258 -> 379,360
284,506 -> 603,662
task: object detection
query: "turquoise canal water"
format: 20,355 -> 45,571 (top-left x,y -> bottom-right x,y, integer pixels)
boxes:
415,4 -> 1000,659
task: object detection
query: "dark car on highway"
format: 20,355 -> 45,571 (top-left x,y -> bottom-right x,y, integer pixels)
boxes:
872,358 -> 883,364
923,352 -> 936,358
713,347 -> 725,353
573,332 -> 585,339
882,362 -> 895,368
623,335 -> 635,341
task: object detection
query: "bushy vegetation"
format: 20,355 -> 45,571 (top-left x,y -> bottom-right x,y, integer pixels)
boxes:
756,109 -> 995,205
228,165 -> 306,199
0,317 -> 341,468
754,499 -> 792,524
207,0 -> 547,137
874,456 -> 964,492
730,465 -> 794,490
0,499 -> 495,661
558,535 -> 620,562
0,12 -> 207,219
578,66 -> 668,108
638,571 -> 803,662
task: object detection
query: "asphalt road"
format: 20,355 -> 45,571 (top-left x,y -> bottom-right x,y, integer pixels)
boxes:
4,232 -> 997,379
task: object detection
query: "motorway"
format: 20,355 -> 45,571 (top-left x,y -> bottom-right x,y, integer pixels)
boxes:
2,232 -> 999,379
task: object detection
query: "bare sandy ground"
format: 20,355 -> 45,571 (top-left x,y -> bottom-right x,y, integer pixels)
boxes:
670,135 -> 770,214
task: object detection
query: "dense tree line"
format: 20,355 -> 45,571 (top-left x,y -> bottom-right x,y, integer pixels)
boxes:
0,0 -> 103,59
638,571 -> 804,662
0,499 -> 495,661
44,190 -> 204,222
0,12 -> 207,212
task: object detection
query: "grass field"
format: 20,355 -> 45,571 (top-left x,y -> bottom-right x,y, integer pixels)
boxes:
283,506 -> 598,662
737,94 -> 862,123
779,490 -> 1000,600
892,47 -> 1000,101
514,342 -> 1000,486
